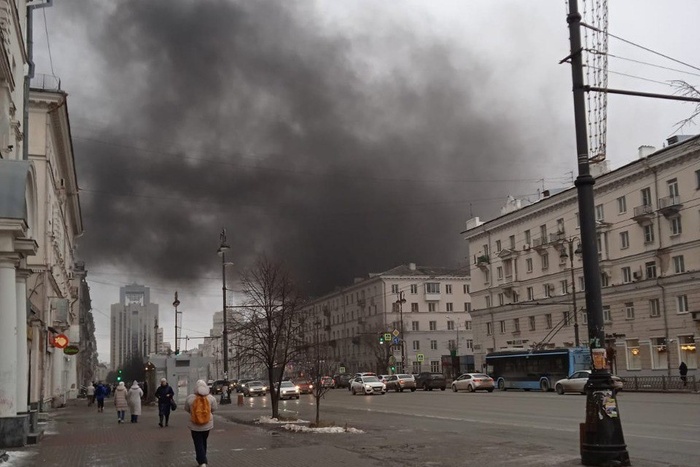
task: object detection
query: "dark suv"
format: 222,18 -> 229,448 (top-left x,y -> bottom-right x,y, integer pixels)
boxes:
415,372 -> 447,391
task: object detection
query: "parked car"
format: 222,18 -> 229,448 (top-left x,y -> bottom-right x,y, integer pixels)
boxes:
415,372 -> 447,391
555,370 -> 624,395
350,375 -> 386,395
243,380 -> 267,397
333,374 -> 352,389
276,380 -> 301,400
294,379 -> 314,394
385,374 -> 417,392
320,376 -> 334,388
452,373 -> 495,393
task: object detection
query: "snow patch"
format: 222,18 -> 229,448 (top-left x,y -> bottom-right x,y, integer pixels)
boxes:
2,450 -> 36,466
282,424 -> 364,434
257,415 -> 310,424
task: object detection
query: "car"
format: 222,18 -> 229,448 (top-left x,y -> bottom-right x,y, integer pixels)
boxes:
385,374 -> 416,392
236,379 -> 253,393
350,375 -> 386,395
276,380 -> 301,400
349,372 -> 377,390
555,370 -> 624,395
320,376 -> 334,388
415,372 -> 447,391
294,379 -> 314,394
333,374 -> 352,389
243,380 -> 267,397
210,379 -> 234,395
379,375 -> 391,384
452,373 -> 495,393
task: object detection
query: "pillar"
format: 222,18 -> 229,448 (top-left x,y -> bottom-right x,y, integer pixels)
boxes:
0,259 -> 18,417
51,347 -> 64,407
16,269 -> 29,413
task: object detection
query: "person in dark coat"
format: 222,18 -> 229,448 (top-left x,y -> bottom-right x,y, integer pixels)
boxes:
154,378 -> 175,427
94,382 -> 107,412
679,361 -> 688,386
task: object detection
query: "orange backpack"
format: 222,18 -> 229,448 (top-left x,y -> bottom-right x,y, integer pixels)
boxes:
190,395 -> 211,425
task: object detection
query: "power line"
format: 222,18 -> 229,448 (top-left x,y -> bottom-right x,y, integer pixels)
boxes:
42,8 -> 56,77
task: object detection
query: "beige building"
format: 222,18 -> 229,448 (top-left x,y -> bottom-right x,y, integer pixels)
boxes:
299,263 -> 472,376
464,136 -> 700,377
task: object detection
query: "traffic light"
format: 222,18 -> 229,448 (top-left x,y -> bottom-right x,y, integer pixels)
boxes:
379,334 -> 385,345
117,369 -> 123,382
390,365 -> 396,372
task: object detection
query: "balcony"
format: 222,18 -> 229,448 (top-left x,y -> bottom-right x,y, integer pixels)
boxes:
322,306 -> 330,317
658,196 -> 682,217
532,237 -> 548,252
357,298 -> 366,308
548,231 -> 566,245
691,311 -> 700,322
632,204 -> 655,224
476,255 -> 490,270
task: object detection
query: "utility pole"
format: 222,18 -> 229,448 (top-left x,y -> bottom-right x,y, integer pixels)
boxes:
395,292 -> 407,373
218,230 -> 230,379
565,2 -> 629,465
173,292 -> 180,355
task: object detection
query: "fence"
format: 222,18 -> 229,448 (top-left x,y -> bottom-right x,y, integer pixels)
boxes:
622,375 -> 696,392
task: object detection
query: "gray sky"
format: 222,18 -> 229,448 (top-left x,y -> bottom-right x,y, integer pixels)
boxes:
31,0 -> 700,363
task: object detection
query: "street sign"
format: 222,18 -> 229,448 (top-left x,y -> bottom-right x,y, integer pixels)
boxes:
339,366 -> 346,373
384,333 -> 392,342
392,329 -> 400,337
52,334 -> 69,349
392,336 -> 400,345
63,345 -> 79,356
416,353 -> 424,362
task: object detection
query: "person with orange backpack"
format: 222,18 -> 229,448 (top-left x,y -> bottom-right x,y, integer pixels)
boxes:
184,379 -> 218,467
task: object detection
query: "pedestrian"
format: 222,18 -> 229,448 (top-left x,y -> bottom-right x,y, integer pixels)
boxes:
87,383 -> 95,406
128,380 -> 143,423
679,361 -> 688,387
95,382 -> 106,412
114,381 -> 128,423
154,378 -> 175,427
184,379 -> 218,467
105,384 -> 111,399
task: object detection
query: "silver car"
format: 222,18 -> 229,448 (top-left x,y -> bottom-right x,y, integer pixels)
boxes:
276,380 -> 301,400
555,370 -> 624,394
350,376 -> 386,395
451,373 -> 495,393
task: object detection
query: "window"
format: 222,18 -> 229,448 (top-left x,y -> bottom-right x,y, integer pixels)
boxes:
677,295 -> 688,313
617,196 -> 627,214
620,231 -> 629,249
540,224 -> 547,241
541,253 -> 549,270
625,302 -> 635,320
580,309 -> 587,324
446,302 -> 453,312
464,302 -> 471,312
465,320 -> 472,330
560,280 -> 568,295
429,320 -> 436,331
622,267 -> 632,284
509,235 -> 516,250
696,169 -> 700,189
513,318 -> 520,332
673,255 -> 685,274
557,218 -> 565,234
485,296 -> 491,308
445,284 -> 452,294
412,321 -> 420,331
595,204 -> 604,222
650,337 -> 669,370
412,340 -> 420,351
524,229 -> 531,245
649,298 -> 660,317
529,316 -> 536,331
497,266 -> 503,280
411,302 -> 419,312
495,240 -> 502,252
543,284 -> 552,298
512,292 -> 519,303
641,187 -> 652,207
391,284 -> 399,294
430,361 -> 441,373
527,287 -> 534,301
575,212 -> 580,228
486,322 -> 493,335
392,303 -> 400,313
668,178 -> 680,199
498,293 -> 504,306
562,311 -> 570,326
499,320 -> 506,333
526,258 -> 533,273
545,313 -> 553,329
428,302 -> 436,312
447,320 -> 455,331
670,216 -> 682,236
603,306 -> 612,322
579,276 -> 585,291
465,339 -> 473,350
678,335 -> 697,369
463,284 -> 470,294
626,339 -> 642,370
430,340 -> 438,350
412,361 -> 421,373
426,283 -> 440,294
645,261 -> 657,279
410,284 -> 418,294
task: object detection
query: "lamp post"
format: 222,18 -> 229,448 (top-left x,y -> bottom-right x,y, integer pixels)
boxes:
217,229 -> 230,381
566,2 -> 629,464
395,292 -> 407,373
559,239 -> 581,347
173,292 -> 181,355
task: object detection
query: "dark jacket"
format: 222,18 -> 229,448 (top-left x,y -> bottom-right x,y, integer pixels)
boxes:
94,384 -> 107,400
155,384 -> 175,405
679,362 -> 688,376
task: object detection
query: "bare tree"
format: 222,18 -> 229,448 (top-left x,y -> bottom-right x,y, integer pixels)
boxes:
671,80 -> 700,132
307,319 -> 337,425
364,328 -> 393,375
233,256 -> 306,419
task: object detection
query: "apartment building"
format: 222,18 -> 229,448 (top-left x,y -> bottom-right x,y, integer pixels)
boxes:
110,284 -> 160,371
299,263 -> 472,376
464,136 -> 699,377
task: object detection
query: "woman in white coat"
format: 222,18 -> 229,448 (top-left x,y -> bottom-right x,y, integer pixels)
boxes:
127,381 -> 144,423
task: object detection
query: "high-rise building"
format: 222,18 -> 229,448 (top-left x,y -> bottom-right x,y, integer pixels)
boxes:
110,284 -> 159,370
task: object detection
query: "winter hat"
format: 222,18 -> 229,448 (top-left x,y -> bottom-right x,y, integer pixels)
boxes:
118,381 -> 125,388
131,381 -> 139,388
160,378 -> 167,384
195,379 -> 209,396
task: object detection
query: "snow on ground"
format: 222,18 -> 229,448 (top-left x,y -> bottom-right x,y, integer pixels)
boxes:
256,416 -> 364,434
1,450 -> 36,466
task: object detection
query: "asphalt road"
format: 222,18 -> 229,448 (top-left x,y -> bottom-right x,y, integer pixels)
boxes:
238,388 -> 700,466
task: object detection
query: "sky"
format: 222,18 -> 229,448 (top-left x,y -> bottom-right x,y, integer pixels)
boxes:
29,0 -> 700,364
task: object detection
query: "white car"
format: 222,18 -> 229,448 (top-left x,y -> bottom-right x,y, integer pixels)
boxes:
451,373 -> 495,393
555,370 -> 624,395
350,376 -> 386,395
276,381 -> 301,400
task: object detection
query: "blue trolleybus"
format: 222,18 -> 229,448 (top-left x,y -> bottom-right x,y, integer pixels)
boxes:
485,347 -> 591,391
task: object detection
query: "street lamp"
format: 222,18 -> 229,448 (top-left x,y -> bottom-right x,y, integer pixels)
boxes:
217,229 -> 230,382
447,315 -> 460,378
395,292 -> 407,373
173,292 -> 181,355
559,239 -> 582,347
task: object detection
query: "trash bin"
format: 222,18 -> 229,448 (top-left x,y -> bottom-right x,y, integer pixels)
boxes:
237,393 -> 244,406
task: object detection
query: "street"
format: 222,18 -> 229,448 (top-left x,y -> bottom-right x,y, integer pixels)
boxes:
7,390 -> 697,467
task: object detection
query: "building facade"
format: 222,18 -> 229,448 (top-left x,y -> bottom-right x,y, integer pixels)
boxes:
73,261 -> 97,389
464,137 -> 700,377
299,263 -> 472,376
110,284 -> 159,371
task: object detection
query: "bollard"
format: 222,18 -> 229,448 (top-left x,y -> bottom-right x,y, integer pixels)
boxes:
237,394 -> 244,406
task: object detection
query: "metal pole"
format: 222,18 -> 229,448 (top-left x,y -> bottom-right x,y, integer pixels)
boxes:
222,248 -> 228,379
173,292 -> 180,355
397,292 -> 407,373
566,2 -> 629,465
569,242 -> 580,347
